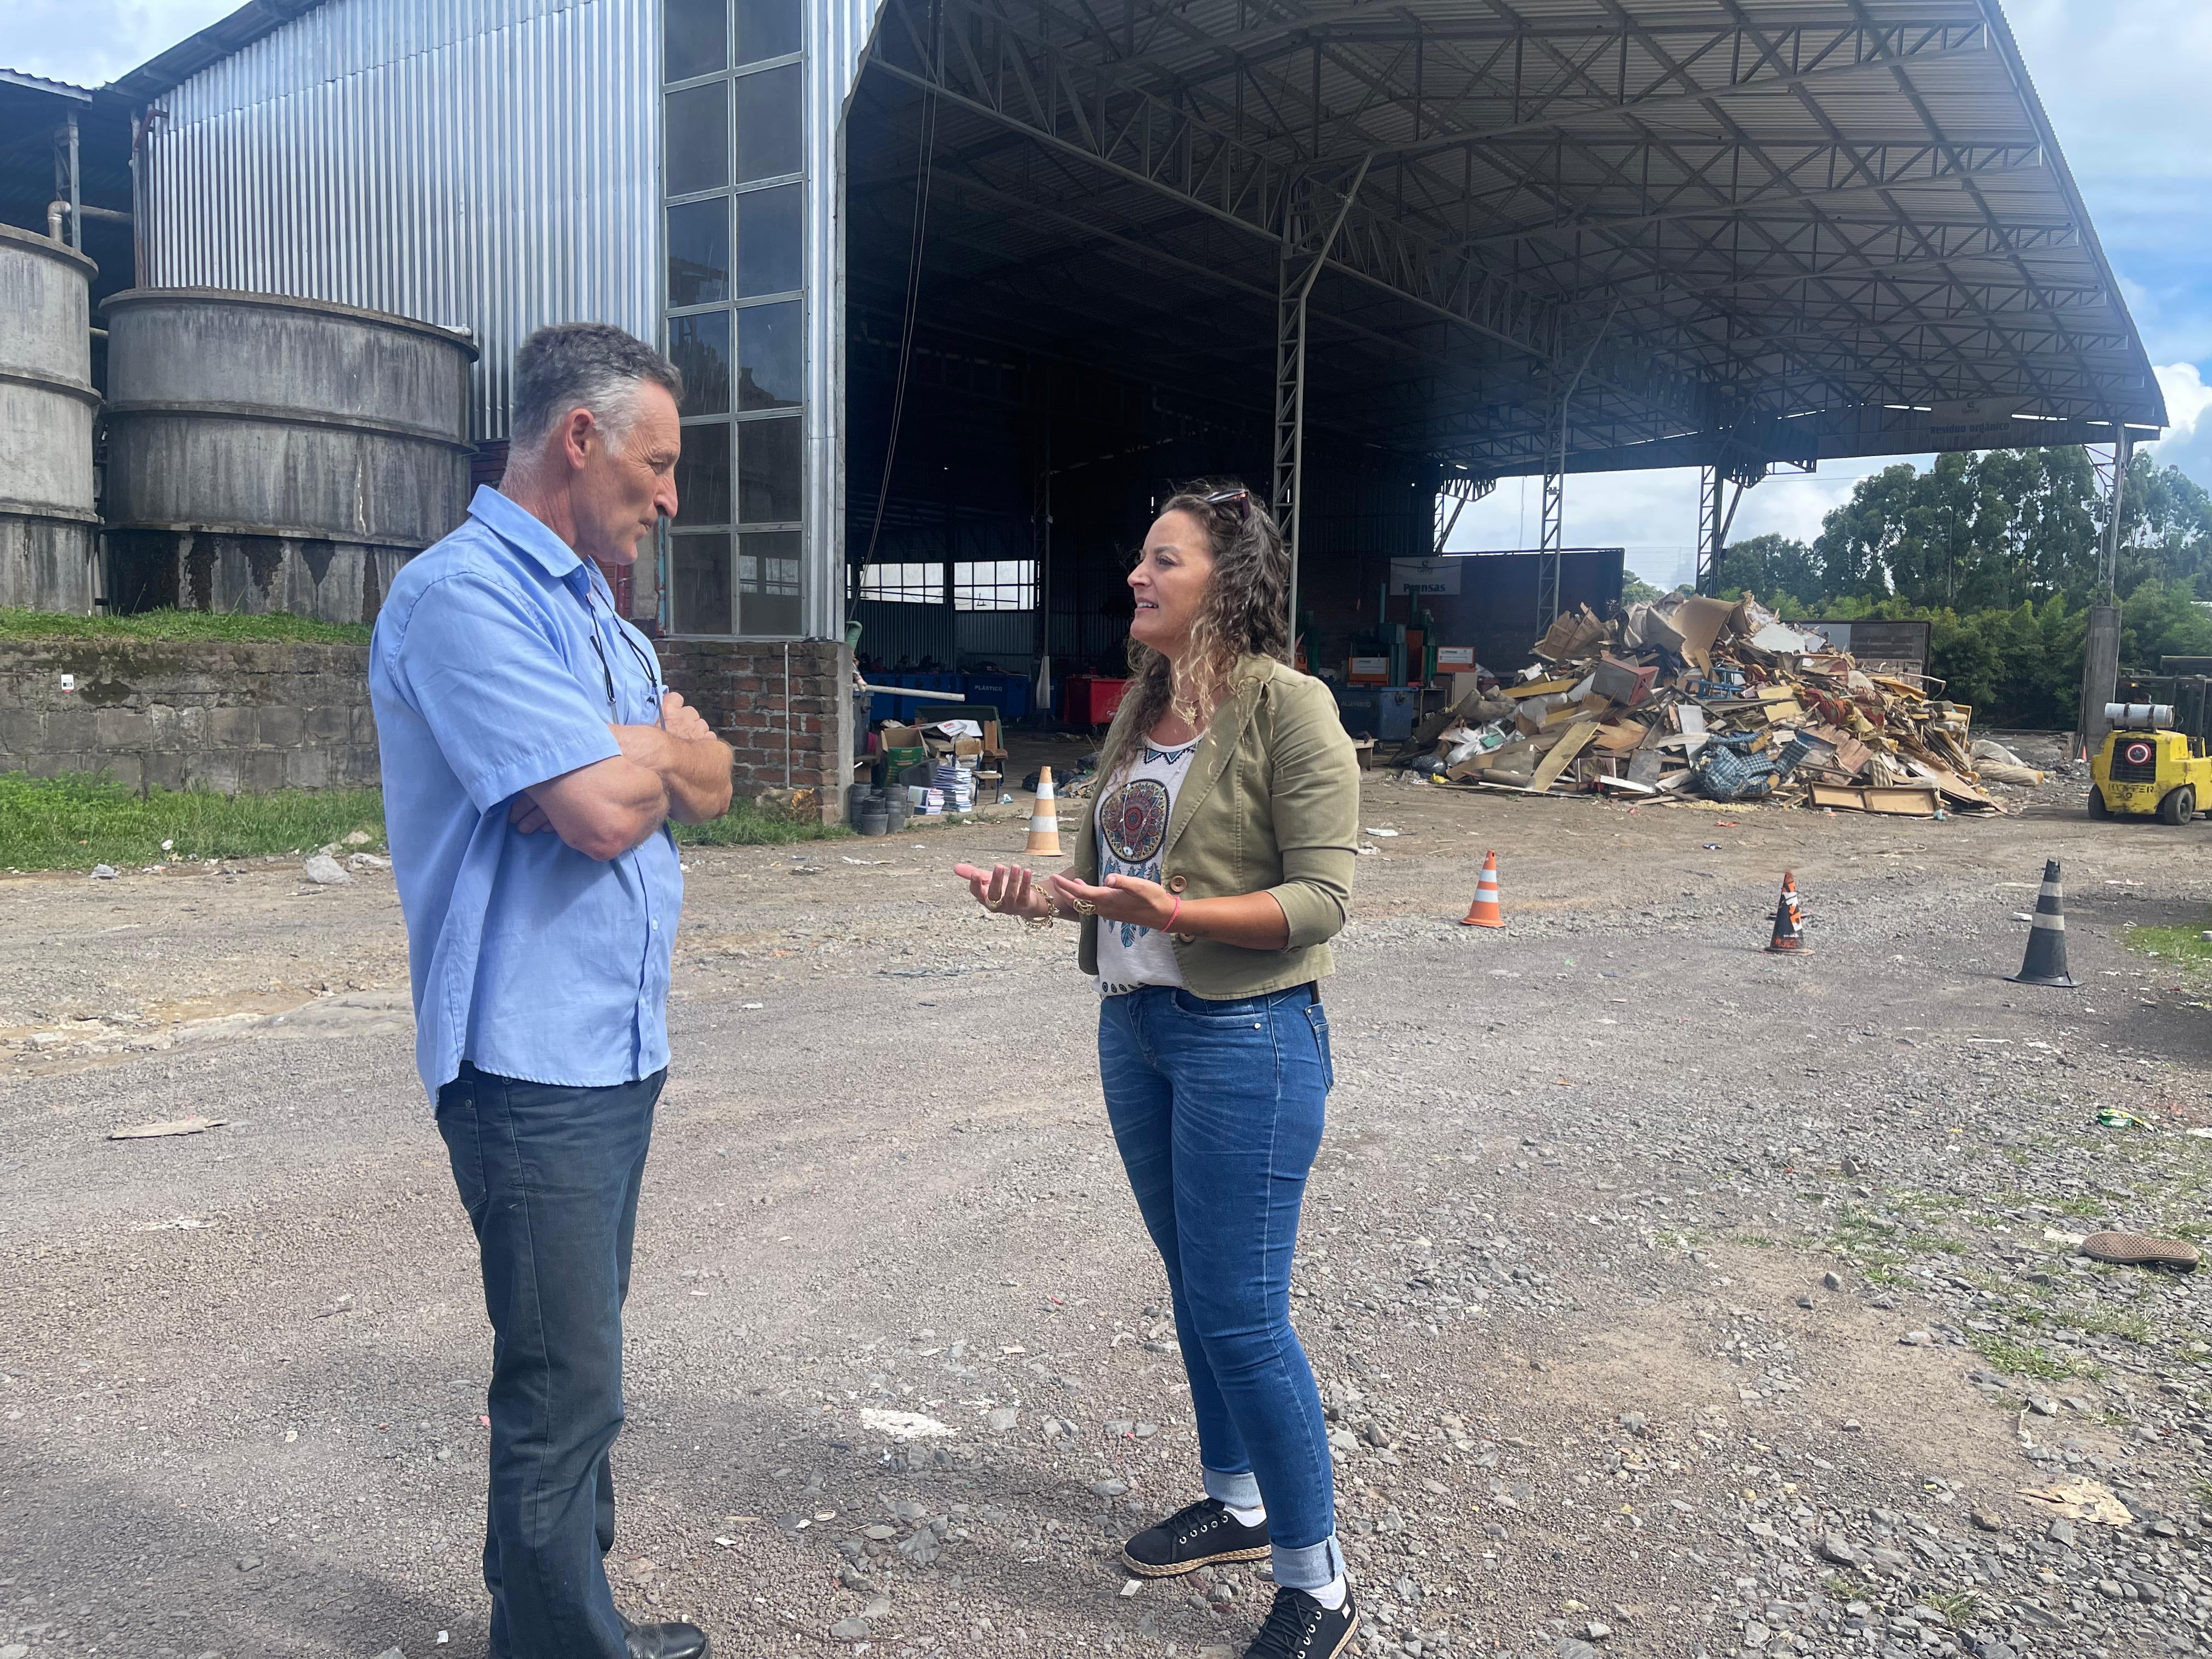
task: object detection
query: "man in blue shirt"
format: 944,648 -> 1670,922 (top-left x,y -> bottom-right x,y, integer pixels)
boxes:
372,323 -> 732,1659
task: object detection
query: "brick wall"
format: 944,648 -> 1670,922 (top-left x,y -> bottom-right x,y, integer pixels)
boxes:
0,637 -> 377,794
659,638 -> 856,822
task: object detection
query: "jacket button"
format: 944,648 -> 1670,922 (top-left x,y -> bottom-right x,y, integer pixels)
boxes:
1166,874 -> 1189,894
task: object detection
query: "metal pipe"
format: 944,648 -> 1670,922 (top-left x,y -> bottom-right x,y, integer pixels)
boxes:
66,109 -> 82,253
47,200 -> 65,241
784,642 -> 793,790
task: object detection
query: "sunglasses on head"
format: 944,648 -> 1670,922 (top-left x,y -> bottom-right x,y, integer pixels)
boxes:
1203,487 -> 1253,522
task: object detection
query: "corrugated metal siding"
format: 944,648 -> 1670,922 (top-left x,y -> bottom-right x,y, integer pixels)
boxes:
851,602 -> 1034,669
144,0 -> 661,442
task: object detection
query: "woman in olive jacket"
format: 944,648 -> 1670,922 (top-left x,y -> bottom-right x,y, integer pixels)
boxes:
954,481 -> 1362,1659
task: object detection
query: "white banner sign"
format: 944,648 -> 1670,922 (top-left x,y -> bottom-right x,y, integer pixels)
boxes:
1389,557 -> 1461,597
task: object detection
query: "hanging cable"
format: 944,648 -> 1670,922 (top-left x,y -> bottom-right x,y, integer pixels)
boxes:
858,0 -> 941,601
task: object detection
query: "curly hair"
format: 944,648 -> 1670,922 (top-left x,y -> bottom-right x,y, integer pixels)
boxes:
1094,478 -> 1291,789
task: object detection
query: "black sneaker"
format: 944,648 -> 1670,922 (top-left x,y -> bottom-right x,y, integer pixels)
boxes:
1121,1497 -> 1270,1578
1242,1584 -> 1359,1659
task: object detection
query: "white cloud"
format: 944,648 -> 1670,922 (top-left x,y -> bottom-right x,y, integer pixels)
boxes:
2154,363 -> 2212,439
6,0 -> 237,87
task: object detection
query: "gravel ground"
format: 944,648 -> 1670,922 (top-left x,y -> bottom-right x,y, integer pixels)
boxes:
4,754 -> 2211,1659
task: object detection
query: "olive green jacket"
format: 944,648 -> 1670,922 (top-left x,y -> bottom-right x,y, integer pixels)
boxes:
1069,654 -> 1360,997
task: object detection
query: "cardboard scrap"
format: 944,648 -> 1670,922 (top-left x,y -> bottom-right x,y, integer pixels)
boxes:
1527,720 -> 1601,792
2016,1479 -> 2132,1527
1390,586 -> 2025,822
1807,783 -> 1942,816
109,1116 -> 227,1140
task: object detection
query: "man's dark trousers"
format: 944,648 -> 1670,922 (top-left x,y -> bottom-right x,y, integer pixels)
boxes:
436,1062 -> 667,1659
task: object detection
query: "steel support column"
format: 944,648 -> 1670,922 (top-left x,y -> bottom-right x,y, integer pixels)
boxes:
1536,460 -> 1565,624
1273,156 -> 1369,639
2078,428 -> 2134,758
1536,301 -> 1620,629
1696,465 -> 1723,595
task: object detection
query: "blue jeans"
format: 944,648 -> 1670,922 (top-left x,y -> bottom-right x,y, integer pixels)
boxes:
1098,984 -> 1344,1591
436,1062 -> 665,1659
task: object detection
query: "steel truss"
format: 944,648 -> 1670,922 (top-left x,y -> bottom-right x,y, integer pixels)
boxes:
861,0 -> 2164,492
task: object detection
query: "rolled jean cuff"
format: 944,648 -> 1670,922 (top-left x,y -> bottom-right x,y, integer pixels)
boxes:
1272,1533 -> 1345,1593
1201,1465 -> 1262,1510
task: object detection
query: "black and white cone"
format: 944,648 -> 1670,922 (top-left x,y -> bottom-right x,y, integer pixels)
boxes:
2009,858 -> 2077,988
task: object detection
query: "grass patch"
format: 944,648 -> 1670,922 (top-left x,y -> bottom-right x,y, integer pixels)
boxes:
1,772 -> 385,870
2121,922 -> 2212,977
0,606 -> 371,646
1730,1234 -> 1778,1249
2047,1194 -> 2102,1219
1821,1572 -> 1874,1603
2,772 -> 846,871
674,800 -> 847,847
1925,1590 -> 1982,1623
1967,1331 -> 2103,1382
2047,1306 -> 2155,1345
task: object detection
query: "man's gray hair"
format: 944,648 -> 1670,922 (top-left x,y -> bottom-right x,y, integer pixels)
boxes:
510,322 -> 684,453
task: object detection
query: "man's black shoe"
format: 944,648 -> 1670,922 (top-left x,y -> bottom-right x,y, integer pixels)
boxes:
1242,1584 -> 1359,1659
622,1615 -> 710,1659
1121,1497 -> 1269,1578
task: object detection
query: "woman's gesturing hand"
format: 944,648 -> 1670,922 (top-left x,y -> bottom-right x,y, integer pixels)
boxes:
1047,871 -> 1176,932
953,861 -> 1058,921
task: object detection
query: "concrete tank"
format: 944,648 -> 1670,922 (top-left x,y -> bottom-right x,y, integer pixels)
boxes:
0,225 -> 101,613
103,289 -> 477,623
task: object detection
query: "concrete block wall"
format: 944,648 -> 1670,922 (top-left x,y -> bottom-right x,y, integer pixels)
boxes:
0,637 -> 379,794
659,638 -> 855,822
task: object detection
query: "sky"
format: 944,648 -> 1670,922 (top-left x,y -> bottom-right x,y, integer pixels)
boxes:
9,1 -> 2212,593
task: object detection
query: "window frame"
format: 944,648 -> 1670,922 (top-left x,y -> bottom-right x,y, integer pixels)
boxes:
659,4 -> 807,639
952,558 -> 1040,612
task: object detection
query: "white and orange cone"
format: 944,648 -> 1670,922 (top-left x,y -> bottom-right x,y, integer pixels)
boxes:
1024,766 -> 1063,857
1460,850 -> 1504,928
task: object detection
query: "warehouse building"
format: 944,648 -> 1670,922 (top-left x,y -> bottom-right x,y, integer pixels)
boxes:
3,0 -> 2169,810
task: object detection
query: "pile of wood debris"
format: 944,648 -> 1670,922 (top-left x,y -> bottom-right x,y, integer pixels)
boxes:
1396,592 -> 2049,816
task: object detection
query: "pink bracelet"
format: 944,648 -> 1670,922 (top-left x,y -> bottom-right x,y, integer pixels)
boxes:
1165,894 -> 1183,933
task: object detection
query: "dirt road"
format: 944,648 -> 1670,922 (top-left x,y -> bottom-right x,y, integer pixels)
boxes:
4,774 -> 2211,1659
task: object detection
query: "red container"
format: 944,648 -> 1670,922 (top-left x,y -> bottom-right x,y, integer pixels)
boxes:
1063,675 -> 1130,726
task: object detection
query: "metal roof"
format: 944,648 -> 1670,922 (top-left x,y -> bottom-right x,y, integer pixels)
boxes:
109,0 -> 331,103
849,0 -> 2166,480
0,69 -> 95,101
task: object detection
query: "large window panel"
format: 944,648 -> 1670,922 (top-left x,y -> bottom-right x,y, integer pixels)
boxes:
736,0 -> 802,65
667,198 -> 729,306
662,0 -> 806,639
741,531 -> 803,635
735,184 -> 802,298
859,562 -> 943,604
664,0 -> 726,81
736,415 -> 802,525
673,532 -> 735,635
736,301 -> 802,411
670,312 -> 732,416
734,64 -> 802,183
664,82 -> 729,197
954,560 -> 1039,611
676,420 -> 732,526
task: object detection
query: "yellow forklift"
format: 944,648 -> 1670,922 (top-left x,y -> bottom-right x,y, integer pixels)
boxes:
2088,672 -> 2212,824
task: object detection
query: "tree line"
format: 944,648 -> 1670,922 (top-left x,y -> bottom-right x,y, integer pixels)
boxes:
1695,447 -> 2212,729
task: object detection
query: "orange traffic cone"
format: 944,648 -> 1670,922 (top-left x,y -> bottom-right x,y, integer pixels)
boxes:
1460,850 -> 1504,928
1765,870 -> 1806,953
1024,766 -> 1063,857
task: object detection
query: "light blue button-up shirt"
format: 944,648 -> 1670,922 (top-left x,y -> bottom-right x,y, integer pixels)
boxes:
370,486 -> 682,1101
